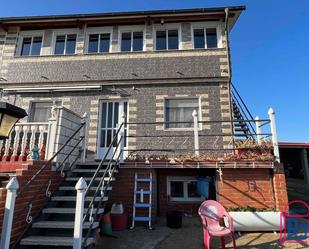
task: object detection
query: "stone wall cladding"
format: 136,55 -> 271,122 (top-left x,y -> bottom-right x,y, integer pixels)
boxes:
4,52 -> 224,84
18,82 -> 225,156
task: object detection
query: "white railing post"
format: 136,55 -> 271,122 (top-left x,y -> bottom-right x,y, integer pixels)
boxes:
268,108 -> 280,162
0,177 -> 19,249
80,113 -> 89,163
192,110 -> 199,157
21,125 -> 29,159
12,125 -> 21,160
255,116 -> 262,144
118,113 -> 126,163
73,177 -> 87,249
46,106 -> 59,163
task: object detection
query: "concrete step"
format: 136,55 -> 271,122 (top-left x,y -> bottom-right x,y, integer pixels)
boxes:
42,207 -> 104,214
20,236 -> 93,247
65,177 -> 115,182
32,221 -> 99,229
51,196 -> 108,202
59,186 -> 112,191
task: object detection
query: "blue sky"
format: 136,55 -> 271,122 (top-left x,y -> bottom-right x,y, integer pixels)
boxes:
0,0 -> 308,141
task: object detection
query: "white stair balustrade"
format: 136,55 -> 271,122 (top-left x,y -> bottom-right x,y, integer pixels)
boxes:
11,125 -> 21,160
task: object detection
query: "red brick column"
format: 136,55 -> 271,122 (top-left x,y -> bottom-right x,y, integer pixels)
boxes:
272,163 -> 289,211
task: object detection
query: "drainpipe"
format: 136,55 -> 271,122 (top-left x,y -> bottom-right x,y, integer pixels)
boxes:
224,8 -> 235,149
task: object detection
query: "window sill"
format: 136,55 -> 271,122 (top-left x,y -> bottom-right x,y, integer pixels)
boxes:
168,200 -> 204,204
13,47 -> 225,59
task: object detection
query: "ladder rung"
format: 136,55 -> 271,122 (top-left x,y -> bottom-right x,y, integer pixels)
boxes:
136,178 -> 152,182
135,190 -> 151,194
134,203 -> 151,208
134,216 -> 150,222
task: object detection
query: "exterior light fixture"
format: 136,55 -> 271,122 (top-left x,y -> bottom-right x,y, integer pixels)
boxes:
0,102 -> 27,140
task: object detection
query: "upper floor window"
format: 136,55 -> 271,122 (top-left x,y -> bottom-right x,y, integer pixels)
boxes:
155,29 -> 179,50
88,33 -> 111,53
164,98 -> 200,129
54,34 -> 77,55
120,31 -> 144,52
17,31 -> 44,57
192,23 -> 222,49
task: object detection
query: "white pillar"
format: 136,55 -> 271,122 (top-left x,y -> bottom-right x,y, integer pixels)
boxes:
255,116 -> 262,144
80,113 -> 89,163
301,149 -> 309,185
118,113 -> 126,163
73,177 -> 87,249
0,177 -> 19,249
192,110 -> 199,157
268,108 -> 280,162
46,109 -> 58,164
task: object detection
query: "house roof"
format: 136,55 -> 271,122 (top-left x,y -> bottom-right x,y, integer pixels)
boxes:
279,142 -> 309,149
0,6 -> 245,31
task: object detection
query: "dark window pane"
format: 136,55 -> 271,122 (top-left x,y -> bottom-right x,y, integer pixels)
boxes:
99,33 -> 110,52
171,181 -> 184,197
156,31 -> 166,50
133,32 -> 143,51
101,103 -> 107,128
107,102 -> 113,128
20,37 -> 31,56
30,102 -> 53,122
31,36 -> 42,55
188,181 -> 200,197
113,102 -> 119,128
165,99 -> 199,128
168,30 -> 178,50
194,29 -> 205,49
206,28 -> 217,48
121,32 -> 131,52
106,130 -> 112,147
100,130 -> 106,147
88,34 -> 99,53
66,34 -> 76,54
54,35 -> 65,54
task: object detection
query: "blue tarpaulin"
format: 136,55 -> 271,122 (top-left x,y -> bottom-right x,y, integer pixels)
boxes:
197,177 -> 211,198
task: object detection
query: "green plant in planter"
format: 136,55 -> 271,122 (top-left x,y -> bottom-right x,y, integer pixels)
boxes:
227,206 -> 276,212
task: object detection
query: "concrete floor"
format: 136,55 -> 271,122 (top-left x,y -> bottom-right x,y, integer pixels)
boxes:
95,216 -> 308,249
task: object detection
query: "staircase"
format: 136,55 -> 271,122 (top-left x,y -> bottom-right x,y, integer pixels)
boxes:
18,161 -> 118,249
231,83 -> 256,140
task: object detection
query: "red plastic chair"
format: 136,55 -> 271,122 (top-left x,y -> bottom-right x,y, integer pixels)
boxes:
198,200 -> 236,249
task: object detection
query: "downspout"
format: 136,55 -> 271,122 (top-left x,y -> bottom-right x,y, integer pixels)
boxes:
224,8 -> 235,149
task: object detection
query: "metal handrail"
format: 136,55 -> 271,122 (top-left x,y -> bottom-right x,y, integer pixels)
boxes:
82,123 -> 124,248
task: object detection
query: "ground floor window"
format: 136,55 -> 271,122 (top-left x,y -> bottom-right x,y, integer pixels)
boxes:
167,176 -> 204,202
29,101 -> 61,122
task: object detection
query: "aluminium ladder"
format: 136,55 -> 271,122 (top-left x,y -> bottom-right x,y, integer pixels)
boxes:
130,172 -> 153,229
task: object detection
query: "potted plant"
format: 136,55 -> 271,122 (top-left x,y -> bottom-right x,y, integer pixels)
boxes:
228,206 -> 281,231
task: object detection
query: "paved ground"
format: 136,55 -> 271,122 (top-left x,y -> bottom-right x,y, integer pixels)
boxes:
95,216 -> 308,249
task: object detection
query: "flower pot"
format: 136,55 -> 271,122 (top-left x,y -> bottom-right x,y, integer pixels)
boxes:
229,211 -> 282,231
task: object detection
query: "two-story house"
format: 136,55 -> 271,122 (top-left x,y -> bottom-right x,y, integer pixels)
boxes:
0,6 -> 288,248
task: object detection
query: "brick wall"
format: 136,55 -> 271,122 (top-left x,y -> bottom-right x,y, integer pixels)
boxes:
217,167 -> 288,211
0,160 -> 63,246
273,163 -> 289,211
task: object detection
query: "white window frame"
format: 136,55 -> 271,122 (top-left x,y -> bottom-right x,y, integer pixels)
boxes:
118,25 -> 146,52
191,21 -> 223,49
167,176 -> 204,202
85,26 -> 113,54
17,30 -> 44,56
51,28 -> 78,55
28,99 -> 62,123
163,96 -> 202,131
153,23 -> 182,51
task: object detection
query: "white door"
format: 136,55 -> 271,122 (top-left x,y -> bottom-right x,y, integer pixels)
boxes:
97,100 -> 128,159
